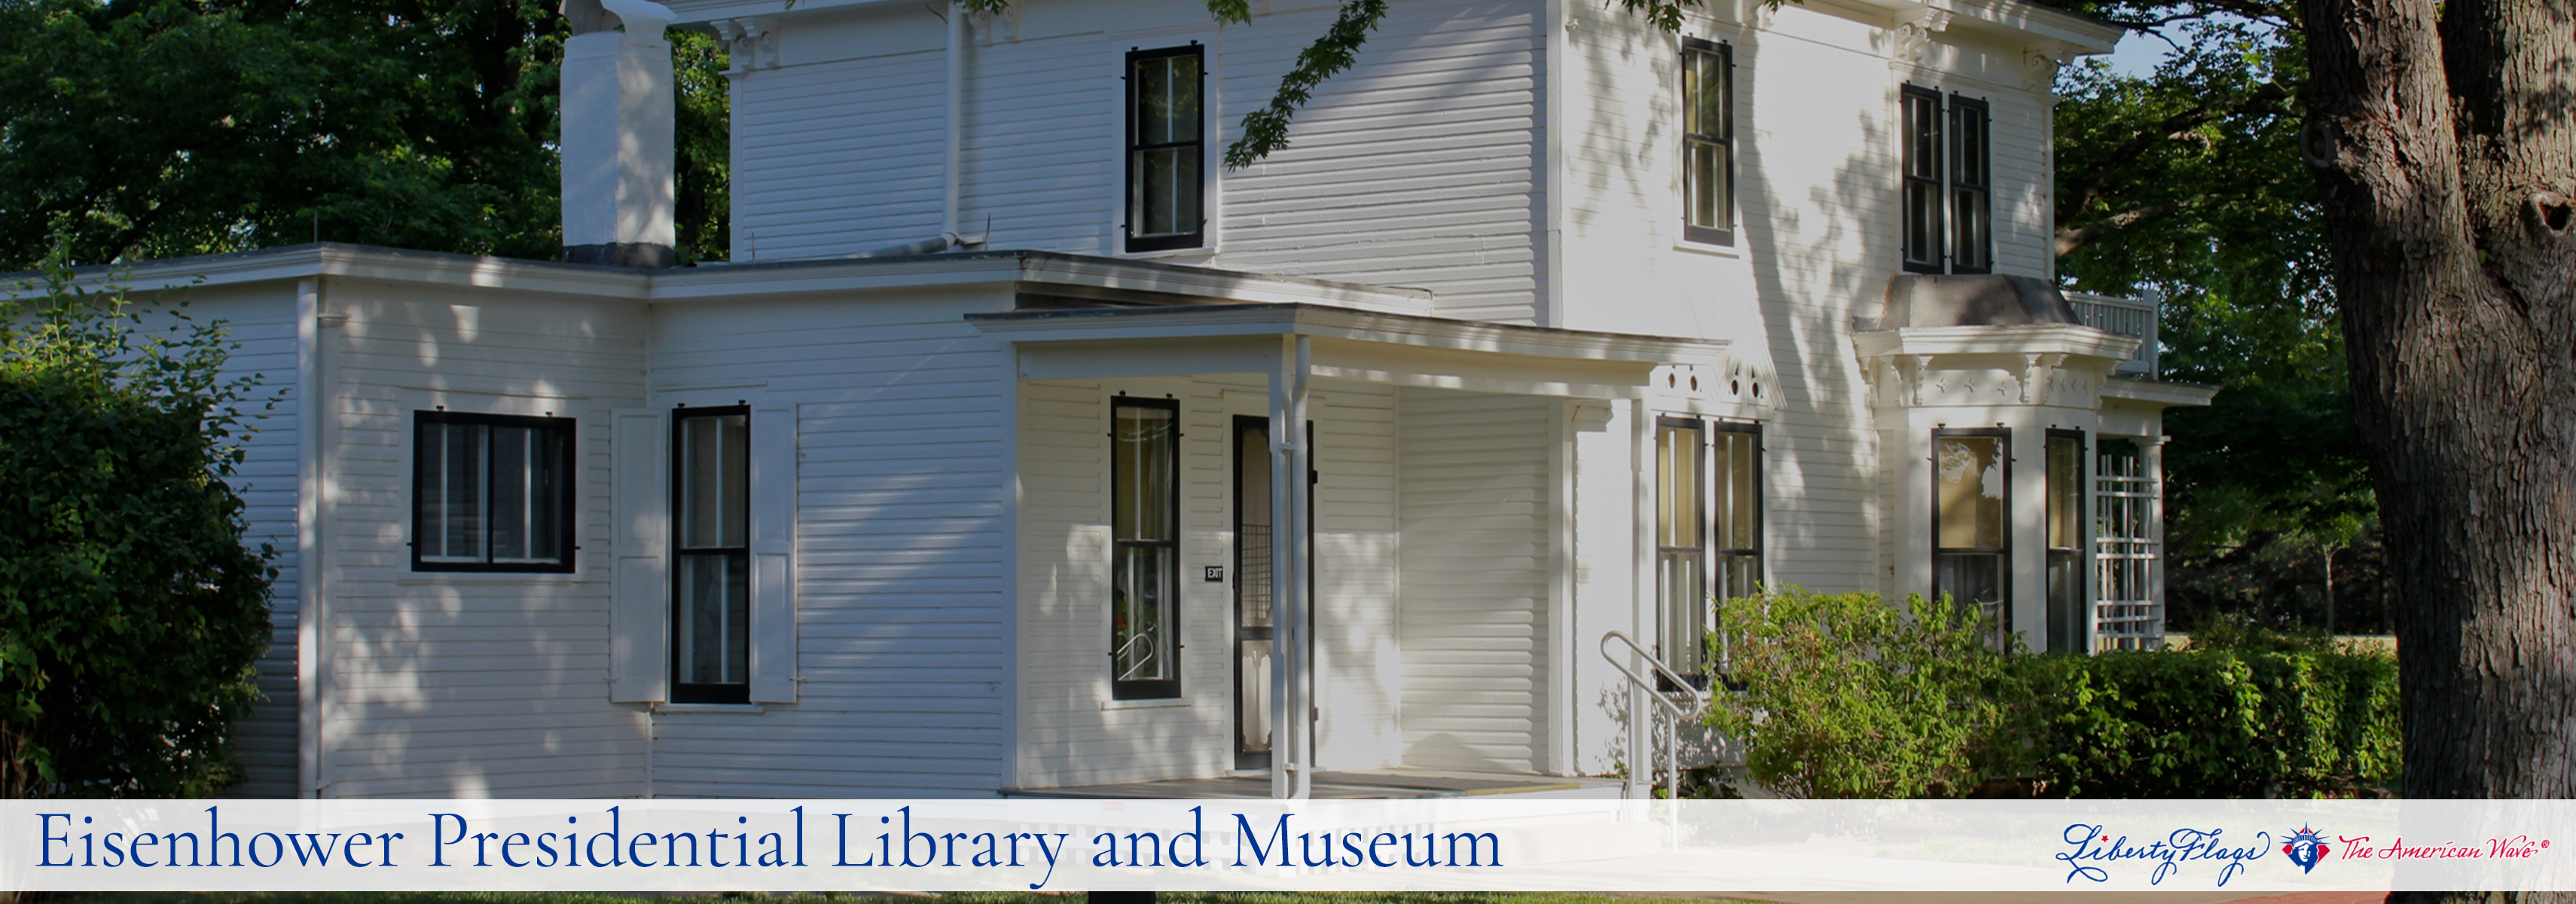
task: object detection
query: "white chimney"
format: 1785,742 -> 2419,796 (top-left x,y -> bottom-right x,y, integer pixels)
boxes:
560,0 -> 679,267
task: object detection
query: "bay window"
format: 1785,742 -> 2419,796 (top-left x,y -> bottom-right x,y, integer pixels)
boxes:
1934,428 -> 2009,643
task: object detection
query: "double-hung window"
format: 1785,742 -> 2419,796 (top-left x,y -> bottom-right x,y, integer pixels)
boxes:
1933,428 -> 2010,644
673,407 -> 750,704
1127,45 -> 1204,253
1681,38 -> 1735,246
1655,418 -> 1765,685
414,411 -> 575,573
1901,85 -> 1992,273
2044,430 -> 2086,653
1712,423 -> 1763,603
1110,398 -> 1181,698
1654,419 -> 1707,683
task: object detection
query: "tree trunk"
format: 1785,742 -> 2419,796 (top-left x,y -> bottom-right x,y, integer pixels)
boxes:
2295,0 -> 2576,898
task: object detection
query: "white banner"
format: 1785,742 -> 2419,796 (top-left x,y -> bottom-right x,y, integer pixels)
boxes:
2,799 -> 2566,893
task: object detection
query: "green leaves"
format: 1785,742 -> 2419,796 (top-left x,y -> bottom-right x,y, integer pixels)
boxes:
1708,587 -> 2013,799
1222,0 -> 1388,170
1708,588 -> 2400,799
0,249 -> 275,798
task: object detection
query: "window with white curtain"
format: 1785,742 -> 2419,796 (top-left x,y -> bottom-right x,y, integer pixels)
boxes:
414,411 -> 573,573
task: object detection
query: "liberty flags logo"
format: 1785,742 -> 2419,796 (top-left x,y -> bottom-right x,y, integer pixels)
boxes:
2281,825 -> 2333,873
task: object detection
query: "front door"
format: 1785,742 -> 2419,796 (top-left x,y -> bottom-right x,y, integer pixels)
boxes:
1232,416 -> 1314,771
1232,417 -> 1274,770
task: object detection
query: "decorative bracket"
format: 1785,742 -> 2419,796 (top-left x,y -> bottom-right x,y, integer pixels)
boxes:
2020,352 -> 2067,403
968,2 -> 1020,43
1910,353 -> 1937,407
1887,8 -> 1949,65
1744,0 -> 1780,31
711,18 -> 780,75
2022,41 -> 2074,91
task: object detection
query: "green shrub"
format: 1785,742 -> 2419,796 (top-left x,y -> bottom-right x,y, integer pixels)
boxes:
2013,647 -> 2397,797
0,258 -> 274,797
1706,587 -> 2013,799
1707,588 -> 2399,799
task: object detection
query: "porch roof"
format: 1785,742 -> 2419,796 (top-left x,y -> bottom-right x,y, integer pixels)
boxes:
966,302 -> 1726,399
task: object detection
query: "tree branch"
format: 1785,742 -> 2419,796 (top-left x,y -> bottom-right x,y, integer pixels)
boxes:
2056,84 -> 2289,231
2056,200 -> 2184,255
1222,0 -> 1389,170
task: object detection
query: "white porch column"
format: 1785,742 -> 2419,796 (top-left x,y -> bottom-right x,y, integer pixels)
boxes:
2147,435 -> 2169,643
1271,335 -> 1314,799
1626,397 -> 1652,801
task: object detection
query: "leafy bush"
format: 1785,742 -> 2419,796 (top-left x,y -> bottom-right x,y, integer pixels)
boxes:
0,258 -> 273,797
1708,587 -> 2398,799
2012,647 -> 2397,797
1705,587 -> 2013,799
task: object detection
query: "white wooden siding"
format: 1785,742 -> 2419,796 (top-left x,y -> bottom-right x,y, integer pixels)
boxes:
731,0 -> 1552,323
645,292 -> 1016,797
314,280 -> 650,798
1395,389 -> 1552,773
1014,375 -> 1401,789
144,285 -> 305,798
731,11 -> 948,261
1212,0 -> 1551,323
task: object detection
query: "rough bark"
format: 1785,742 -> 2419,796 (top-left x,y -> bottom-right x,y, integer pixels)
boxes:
2297,0 -> 2576,897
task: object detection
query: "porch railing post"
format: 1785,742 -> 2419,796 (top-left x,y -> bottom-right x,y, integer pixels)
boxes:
1271,334 -> 1313,799
1289,335 -> 1313,799
1628,398 -> 1652,802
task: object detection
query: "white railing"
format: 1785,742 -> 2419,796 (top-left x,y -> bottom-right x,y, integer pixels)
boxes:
2068,292 -> 2159,377
1599,631 -> 1709,801
2095,450 -> 2162,650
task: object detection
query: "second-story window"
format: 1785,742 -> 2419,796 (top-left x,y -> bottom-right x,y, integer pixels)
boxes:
1128,45 -> 1204,253
1901,85 -> 1945,272
1949,95 -> 1992,273
1902,85 -> 1992,273
1681,38 -> 1735,246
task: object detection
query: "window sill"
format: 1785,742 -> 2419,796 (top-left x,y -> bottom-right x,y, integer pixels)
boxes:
1100,697 -> 1192,711
1673,240 -> 1742,259
396,572 -> 588,586
653,702 -> 767,715
1116,245 -> 1218,264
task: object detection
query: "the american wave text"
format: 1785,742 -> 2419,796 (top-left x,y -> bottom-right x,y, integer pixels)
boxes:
34,806 -> 1504,890
2057,823 -> 2556,886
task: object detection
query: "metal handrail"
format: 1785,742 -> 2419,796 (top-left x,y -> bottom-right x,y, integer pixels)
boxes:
1112,633 -> 1157,681
1600,631 -> 1710,802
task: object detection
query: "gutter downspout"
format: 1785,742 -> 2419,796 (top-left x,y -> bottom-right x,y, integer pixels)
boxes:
847,7 -> 984,260
295,275 -> 326,799
945,1 -> 964,240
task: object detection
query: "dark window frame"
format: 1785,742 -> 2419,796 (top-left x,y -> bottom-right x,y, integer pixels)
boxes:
2043,428 -> 2088,653
1680,38 -> 1736,247
1125,44 -> 1207,254
1711,420 -> 1764,591
1900,84 -> 1946,273
1110,396 -> 1184,700
411,410 -> 577,574
1930,426 -> 2012,637
1948,93 -> 1992,274
1653,417 -> 1708,688
670,405 -> 752,705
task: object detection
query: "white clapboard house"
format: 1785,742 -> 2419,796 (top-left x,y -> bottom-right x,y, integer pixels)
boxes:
54,0 -> 2209,799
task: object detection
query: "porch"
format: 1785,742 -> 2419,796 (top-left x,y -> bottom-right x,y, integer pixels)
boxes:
972,302 -> 1723,799
1003,767 -> 1625,799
